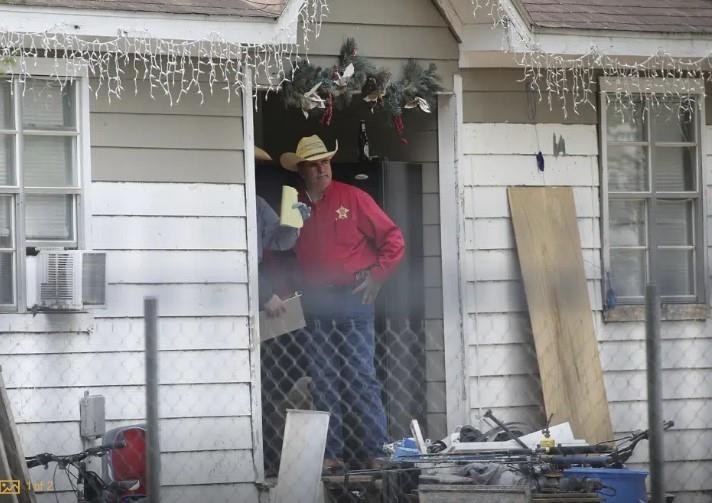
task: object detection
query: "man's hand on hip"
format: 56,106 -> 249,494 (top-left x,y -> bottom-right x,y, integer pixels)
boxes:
352,269 -> 383,304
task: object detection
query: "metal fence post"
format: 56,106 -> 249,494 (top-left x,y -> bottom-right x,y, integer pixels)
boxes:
645,284 -> 664,503
145,297 -> 161,503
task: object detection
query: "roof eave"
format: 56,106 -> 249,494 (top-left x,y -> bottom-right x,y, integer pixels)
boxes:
0,0 -> 305,45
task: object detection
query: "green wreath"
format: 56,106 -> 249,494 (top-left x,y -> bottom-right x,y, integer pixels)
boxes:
281,38 -> 442,142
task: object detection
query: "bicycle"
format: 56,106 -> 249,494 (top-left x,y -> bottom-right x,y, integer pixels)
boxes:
26,442 -> 143,503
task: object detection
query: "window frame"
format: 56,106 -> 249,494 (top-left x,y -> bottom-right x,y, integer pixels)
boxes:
0,62 -> 91,313
600,77 -> 707,308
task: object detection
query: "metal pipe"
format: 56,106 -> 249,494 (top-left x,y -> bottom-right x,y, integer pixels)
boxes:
645,284 -> 665,503
483,409 -> 530,450
144,297 -> 161,503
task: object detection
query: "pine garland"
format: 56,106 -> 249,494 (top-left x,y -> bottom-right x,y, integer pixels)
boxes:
281,38 -> 442,141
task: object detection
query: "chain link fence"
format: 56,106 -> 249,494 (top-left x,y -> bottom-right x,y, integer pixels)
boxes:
3,304 -> 711,502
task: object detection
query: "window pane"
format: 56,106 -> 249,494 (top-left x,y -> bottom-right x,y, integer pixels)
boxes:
610,249 -> 646,297
657,249 -> 694,296
610,200 -> 646,246
25,194 -> 74,241
652,100 -> 695,143
654,146 -> 696,191
608,145 -> 648,191
0,81 -> 12,129
0,134 -> 14,185
656,200 -> 693,246
0,252 -> 13,305
23,136 -> 76,187
606,99 -> 646,141
22,80 -> 75,130
0,196 -> 12,248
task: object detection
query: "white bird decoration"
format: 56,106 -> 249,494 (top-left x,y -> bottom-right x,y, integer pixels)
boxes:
334,63 -> 355,88
405,96 -> 431,113
301,81 -> 325,118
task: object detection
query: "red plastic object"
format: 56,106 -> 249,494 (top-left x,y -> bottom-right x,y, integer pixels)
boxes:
109,427 -> 146,495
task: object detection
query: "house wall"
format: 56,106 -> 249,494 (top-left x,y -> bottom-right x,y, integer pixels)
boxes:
4,80 -> 257,503
289,0 -> 459,440
460,68 -> 712,502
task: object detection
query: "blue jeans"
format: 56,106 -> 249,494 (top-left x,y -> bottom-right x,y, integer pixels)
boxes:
301,288 -> 387,460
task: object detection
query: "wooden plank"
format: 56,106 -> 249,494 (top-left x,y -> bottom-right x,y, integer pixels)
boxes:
102,283 -> 248,317
91,183 -> 246,217
91,147 -> 245,184
90,79 -> 243,116
1,317 -> 249,353
0,428 -> 18,503
8,384 -> 252,422
508,186 -> 613,443
91,113 -> 244,149
91,216 -> 247,250
2,350 -> 251,388
0,369 -> 36,503
462,123 -> 598,155
466,155 -> 598,187
105,250 -> 248,284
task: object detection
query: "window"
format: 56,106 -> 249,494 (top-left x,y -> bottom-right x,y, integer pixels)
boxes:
601,79 -> 705,306
0,77 -> 86,312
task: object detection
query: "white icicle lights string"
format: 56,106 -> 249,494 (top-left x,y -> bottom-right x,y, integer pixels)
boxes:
470,0 -> 709,117
0,0 -> 328,103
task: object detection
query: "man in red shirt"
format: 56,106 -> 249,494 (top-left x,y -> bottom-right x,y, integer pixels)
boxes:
281,135 -> 405,471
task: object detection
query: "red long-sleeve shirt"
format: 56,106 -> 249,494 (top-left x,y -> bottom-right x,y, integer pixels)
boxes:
295,181 -> 405,288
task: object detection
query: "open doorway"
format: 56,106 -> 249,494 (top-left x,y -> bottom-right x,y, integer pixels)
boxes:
253,91 -> 437,475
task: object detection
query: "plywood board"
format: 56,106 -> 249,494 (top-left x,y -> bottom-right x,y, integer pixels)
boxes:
0,368 -> 35,503
273,410 -> 329,503
508,187 -> 613,444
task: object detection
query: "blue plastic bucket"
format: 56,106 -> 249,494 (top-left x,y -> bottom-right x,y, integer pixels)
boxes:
563,467 -> 648,503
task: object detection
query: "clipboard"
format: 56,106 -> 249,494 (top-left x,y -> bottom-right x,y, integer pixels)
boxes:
259,294 -> 306,341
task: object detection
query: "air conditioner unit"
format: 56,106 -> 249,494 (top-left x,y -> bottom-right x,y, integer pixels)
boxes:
27,250 -> 107,311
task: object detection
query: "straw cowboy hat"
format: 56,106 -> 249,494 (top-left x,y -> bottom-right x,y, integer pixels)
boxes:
255,146 -> 272,162
279,135 -> 338,172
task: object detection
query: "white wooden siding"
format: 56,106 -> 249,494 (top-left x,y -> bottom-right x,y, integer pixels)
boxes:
461,118 -> 712,499
6,84 -> 254,502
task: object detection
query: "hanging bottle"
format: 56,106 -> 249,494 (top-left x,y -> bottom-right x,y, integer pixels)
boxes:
358,120 -> 370,162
